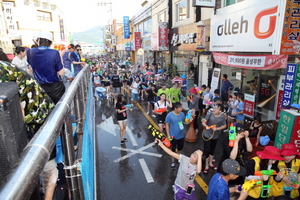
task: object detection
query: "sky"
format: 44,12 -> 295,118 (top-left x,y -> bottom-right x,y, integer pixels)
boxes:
55,0 -> 146,32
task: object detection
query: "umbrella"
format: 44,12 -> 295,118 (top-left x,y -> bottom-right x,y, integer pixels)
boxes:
145,71 -> 153,75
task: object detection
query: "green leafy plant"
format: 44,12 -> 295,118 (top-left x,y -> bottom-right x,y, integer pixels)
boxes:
169,63 -> 178,79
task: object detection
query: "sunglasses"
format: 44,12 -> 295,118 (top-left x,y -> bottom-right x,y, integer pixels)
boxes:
77,49 -> 82,51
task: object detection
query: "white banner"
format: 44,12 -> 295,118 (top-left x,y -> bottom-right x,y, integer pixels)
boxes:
210,0 -> 285,52
210,68 -> 221,94
193,0 -> 215,7
3,2 -> 17,34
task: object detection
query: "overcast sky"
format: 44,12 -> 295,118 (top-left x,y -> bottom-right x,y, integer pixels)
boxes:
56,0 -> 145,32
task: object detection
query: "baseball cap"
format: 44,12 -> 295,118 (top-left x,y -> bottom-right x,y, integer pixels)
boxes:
222,159 -> 246,176
37,30 -> 53,41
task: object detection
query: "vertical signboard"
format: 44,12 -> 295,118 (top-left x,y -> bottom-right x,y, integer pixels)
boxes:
196,22 -> 205,50
3,2 -> 17,34
290,116 -> 300,153
274,110 -> 295,150
210,68 -> 221,94
59,19 -> 65,42
151,32 -> 158,51
134,32 -> 142,50
158,22 -> 168,51
282,64 -> 297,107
292,64 -> 300,104
244,94 -> 255,118
123,16 -> 130,39
280,0 -> 300,55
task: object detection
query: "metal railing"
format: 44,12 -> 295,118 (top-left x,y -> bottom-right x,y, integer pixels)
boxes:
0,66 -> 91,200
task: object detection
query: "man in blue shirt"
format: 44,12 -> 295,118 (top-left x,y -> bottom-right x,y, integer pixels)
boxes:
207,159 -> 245,200
165,102 -> 192,169
221,74 -> 234,104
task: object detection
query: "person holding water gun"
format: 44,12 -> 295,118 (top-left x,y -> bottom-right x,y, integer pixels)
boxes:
218,124 -> 252,186
187,87 -> 200,134
271,143 -> 300,199
153,93 -> 172,132
238,146 -> 285,200
115,94 -> 132,145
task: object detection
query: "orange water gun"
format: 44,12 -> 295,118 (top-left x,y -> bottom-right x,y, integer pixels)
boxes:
154,108 -> 167,113
206,125 -> 216,129
254,170 -> 277,176
54,44 -> 66,51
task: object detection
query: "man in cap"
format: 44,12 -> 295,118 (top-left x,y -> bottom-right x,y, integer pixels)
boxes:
207,159 -> 246,200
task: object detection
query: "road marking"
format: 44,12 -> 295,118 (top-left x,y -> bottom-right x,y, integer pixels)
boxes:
97,116 -> 116,136
112,142 -> 162,162
126,127 -> 138,146
195,174 -> 208,194
139,159 -> 154,183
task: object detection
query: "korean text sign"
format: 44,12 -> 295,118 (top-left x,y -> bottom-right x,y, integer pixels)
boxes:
282,64 -> 297,107
123,16 -> 130,39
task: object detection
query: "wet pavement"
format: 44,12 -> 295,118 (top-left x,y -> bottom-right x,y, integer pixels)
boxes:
95,93 -> 225,200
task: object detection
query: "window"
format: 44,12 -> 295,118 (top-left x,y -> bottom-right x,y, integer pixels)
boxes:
158,10 -> 167,23
37,10 -> 52,21
223,0 -> 244,6
175,0 -> 190,22
143,18 -> 152,35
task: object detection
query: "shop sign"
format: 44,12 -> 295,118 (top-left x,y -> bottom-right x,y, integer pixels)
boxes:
123,16 -> 130,39
151,32 -> 158,51
280,0 -> 300,55
282,64 -> 297,107
290,116 -> 300,151
274,110 -> 295,150
212,52 -> 288,70
192,0 -> 215,7
170,33 -> 196,46
244,94 -> 255,118
3,2 -> 17,34
125,42 -> 131,51
59,19 -> 65,41
196,22 -> 205,50
210,0 -> 285,52
142,37 -> 151,51
134,32 -> 142,50
210,68 -> 221,94
158,22 -> 168,51
257,75 -> 279,111
275,75 -> 285,120
292,64 -> 300,104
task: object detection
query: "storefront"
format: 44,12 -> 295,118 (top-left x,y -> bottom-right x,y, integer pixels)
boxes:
210,0 -> 299,121
170,23 -> 198,76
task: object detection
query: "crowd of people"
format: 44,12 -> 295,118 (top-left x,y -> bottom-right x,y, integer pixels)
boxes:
0,32 -> 299,200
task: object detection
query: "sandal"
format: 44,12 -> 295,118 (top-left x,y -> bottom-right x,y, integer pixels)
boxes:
209,165 -> 217,170
203,168 -> 209,174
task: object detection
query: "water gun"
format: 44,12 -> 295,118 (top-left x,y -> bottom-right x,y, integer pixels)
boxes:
54,44 -> 66,51
228,122 -> 236,147
121,104 -> 133,109
188,95 -> 193,102
142,85 -> 151,90
185,110 -> 193,122
206,125 -> 216,129
148,125 -> 171,147
242,180 -> 262,191
205,99 -> 214,109
154,108 -> 167,113
254,170 -> 277,176
260,185 -> 272,198
288,172 -> 299,189
81,58 -> 86,62
194,85 -> 203,94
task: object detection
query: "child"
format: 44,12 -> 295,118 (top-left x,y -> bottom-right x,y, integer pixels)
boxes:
156,138 -> 203,200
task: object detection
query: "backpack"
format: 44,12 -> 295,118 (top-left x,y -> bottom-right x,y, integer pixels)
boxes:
112,75 -> 121,87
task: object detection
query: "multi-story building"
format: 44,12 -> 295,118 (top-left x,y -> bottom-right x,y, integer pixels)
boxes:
2,0 -> 71,48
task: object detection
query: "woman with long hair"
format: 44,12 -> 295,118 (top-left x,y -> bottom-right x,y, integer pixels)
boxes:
153,93 -> 172,132
116,94 -> 132,144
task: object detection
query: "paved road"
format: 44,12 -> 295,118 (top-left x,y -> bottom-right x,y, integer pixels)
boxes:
94,94 -> 224,200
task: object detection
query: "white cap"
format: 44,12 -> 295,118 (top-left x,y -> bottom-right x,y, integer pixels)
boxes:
37,30 -> 53,41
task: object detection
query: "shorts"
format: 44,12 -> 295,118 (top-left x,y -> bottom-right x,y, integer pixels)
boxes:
173,184 -> 195,200
117,119 -> 127,122
132,93 -> 139,101
171,138 -> 184,152
112,87 -> 121,94
157,112 -> 167,124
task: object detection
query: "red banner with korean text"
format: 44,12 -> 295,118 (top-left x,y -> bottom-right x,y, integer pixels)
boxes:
276,90 -> 284,120
212,53 -> 288,70
134,32 -> 142,50
280,0 -> 300,55
158,22 -> 168,51
244,94 -> 255,118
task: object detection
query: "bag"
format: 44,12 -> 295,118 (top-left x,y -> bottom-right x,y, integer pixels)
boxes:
202,112 -> 215,141
112,75 -> 121,87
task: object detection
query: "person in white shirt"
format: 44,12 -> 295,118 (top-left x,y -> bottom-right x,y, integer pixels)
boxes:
12,46 -> 32,75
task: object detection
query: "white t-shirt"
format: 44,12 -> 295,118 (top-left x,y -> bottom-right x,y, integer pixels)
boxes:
175,154 -> 197,189
12,56 -> 28,71
131,81 -> 139,94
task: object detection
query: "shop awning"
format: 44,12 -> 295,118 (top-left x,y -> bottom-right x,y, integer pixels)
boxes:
212,52 -> 288,70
